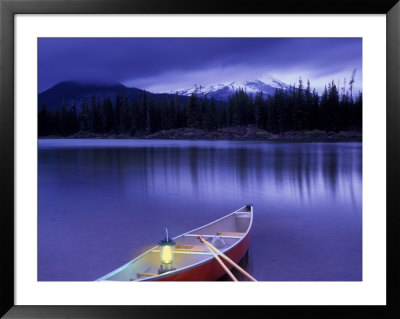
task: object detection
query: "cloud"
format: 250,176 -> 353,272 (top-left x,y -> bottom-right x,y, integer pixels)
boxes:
38,38 -> 362,94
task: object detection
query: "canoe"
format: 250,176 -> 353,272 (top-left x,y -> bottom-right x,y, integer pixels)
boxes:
96,205 -> 253,281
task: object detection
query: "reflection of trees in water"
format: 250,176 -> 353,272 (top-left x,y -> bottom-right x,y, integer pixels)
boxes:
235,148 -> 249,189
172,147 -> 181,187
303,149 -> 312,201
318,145 -> 362,203
322,149 -> 338,196
295,148 -> 304,201
39,143 -> 361,202
188,147 -> 199,193
208,147 -> 216,186
254,149 -> 264,188
273,148 -> 285,191
160,147 -> 169,190
146,147 -> 155,193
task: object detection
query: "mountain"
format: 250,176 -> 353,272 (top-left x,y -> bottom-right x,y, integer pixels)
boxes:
38,81 -> 187,111
167,75 -> 288,101
38,76 -> 289,111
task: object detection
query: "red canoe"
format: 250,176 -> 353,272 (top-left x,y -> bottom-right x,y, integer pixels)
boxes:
97,205 -> 253,281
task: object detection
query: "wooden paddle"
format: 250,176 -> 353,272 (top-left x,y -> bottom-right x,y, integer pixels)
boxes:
198,236 -> 238,282
198,235 -> 257,282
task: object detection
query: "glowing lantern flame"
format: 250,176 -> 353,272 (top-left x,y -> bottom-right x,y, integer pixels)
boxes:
158,228 -> 176,273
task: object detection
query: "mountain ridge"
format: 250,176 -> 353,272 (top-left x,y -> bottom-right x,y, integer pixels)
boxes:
38,81 -> 188,111
38,75 -> 290,111
166,75 -> 289,101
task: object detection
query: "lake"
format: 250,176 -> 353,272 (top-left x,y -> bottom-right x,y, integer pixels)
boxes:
38,139 -> 362,281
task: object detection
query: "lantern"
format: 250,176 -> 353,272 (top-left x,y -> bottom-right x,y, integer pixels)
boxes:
158,230 -> 176,274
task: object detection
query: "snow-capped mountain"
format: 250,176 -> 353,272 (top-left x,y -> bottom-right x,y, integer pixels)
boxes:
168,75 -> 288,101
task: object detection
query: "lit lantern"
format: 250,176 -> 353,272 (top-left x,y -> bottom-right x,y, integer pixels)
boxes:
158,229 -> 176,274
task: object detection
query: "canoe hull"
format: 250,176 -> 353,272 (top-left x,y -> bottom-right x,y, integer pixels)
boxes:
149,230 -> 251,281
96,205 -> 253,282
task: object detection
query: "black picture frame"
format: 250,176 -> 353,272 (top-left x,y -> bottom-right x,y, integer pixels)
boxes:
1,0 -> 399,318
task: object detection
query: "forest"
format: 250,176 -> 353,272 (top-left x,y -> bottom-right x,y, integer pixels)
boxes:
38,78 -> 362,137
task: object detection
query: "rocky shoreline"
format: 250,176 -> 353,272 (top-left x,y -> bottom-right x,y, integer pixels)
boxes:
145,126 -> 362,141
40,126 -> 362,142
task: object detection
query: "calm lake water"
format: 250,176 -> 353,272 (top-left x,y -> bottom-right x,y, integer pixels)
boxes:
38,139 -> 362,281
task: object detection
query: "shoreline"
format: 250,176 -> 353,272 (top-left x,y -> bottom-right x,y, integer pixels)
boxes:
39,127 -> 362,142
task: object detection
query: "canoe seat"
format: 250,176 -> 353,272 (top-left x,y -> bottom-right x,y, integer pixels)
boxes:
175,244 -> 206,252
216,232 -> 245,237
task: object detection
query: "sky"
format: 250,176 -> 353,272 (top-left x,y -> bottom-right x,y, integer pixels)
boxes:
38,38 -> 362,94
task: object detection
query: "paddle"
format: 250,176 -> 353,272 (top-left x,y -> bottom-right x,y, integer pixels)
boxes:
198,236 -> 238,281
198,235 -> 257,282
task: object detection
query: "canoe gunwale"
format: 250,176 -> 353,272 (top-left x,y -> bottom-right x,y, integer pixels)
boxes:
96,205 -> 253,282
183,234 -> 244,239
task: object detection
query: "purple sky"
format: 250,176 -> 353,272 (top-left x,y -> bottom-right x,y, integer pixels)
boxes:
38,38 -> 362,94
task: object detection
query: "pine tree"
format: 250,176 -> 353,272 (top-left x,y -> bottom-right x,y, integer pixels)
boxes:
292,77 -> 306,130
119,94 -> 130,134
186,93 -> 202,129
38,104 -> 49,136
114,93 -> 122,134
80,98 -> 90,132
168,99 -> 177,129
328,81 -> 340,132
254,92 -> 264,128
354,91 -> 362,131
276,88 -> 290,132
53,109 -> 60,135
146,96 -> 154,134
60,103 -> 69,136
227,97 -> 234,126
217,100 -> 228,128
101,97 -> 114,133
319,86 -> 329,131
90,96 -> 96,133
160,98 -> 169,130
237,89 -> 248,125
130,99 -> 140,136
349,69 -> 357,103
310,89 -> 319,130
305,79 -> 313,130
152,100 -> 162,132
203,97 -> 218,131
268,91 -> 279,133
70,102 -> 79,134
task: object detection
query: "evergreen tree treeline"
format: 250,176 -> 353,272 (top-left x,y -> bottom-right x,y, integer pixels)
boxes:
38,79 -> 362,137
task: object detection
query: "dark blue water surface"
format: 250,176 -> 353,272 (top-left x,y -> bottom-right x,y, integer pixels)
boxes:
38,139 -> 362,281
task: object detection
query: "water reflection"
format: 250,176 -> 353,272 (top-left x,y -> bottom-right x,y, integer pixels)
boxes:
39,142 -> 361,206
38,140 -> 362,281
